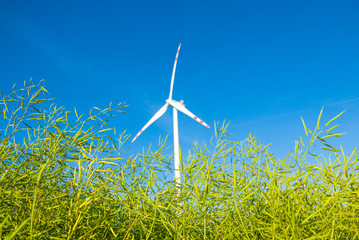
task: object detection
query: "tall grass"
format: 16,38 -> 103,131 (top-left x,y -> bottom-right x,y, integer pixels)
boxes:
1,81 -> 358,239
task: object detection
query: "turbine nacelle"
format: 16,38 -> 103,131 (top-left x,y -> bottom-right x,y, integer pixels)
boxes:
166,99 -> 184,107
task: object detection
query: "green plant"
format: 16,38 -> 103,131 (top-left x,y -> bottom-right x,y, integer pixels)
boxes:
0,81 -> 358,239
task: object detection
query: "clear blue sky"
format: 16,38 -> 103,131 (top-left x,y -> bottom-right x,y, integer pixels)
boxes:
1,1 -> 358,158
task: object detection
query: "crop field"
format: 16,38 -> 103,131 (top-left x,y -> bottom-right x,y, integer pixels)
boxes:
0,82 -> 358,239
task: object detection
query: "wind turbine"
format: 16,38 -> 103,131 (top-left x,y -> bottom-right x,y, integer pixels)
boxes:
131,43 -> 210,195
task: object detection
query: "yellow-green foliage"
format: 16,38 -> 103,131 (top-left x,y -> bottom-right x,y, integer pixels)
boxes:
0,81 -> 358,239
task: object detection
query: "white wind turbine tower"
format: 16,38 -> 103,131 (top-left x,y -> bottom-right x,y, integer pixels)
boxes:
132,43 -> 210,196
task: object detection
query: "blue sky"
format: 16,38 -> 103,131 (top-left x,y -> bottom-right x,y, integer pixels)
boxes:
1,0 -> 358,158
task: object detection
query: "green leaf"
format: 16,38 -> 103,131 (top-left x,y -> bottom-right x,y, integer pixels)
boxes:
325,110 -> 346,127
316,107 -> 324,129
301,117 -> 309,137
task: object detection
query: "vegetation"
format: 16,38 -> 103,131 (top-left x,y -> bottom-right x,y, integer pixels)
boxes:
0,81 -> 358,239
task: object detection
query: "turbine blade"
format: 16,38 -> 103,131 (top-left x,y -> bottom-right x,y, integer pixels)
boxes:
169,100 -> 210,128
168,43 -> 181,100
132,103 -> 169,143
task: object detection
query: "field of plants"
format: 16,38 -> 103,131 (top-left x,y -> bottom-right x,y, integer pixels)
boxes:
0,81 -> 358,239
